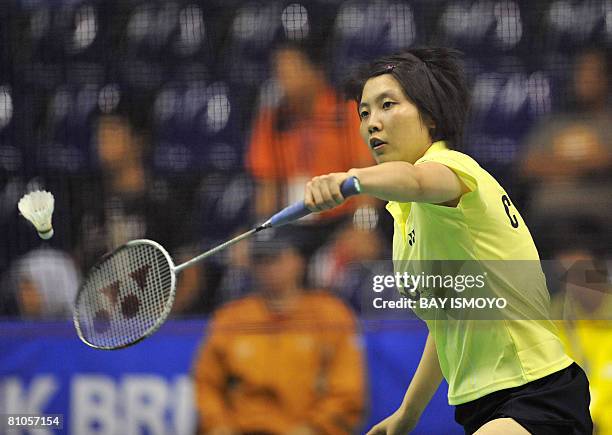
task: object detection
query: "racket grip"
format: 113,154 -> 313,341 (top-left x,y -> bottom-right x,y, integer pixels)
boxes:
261,176 -> 361,229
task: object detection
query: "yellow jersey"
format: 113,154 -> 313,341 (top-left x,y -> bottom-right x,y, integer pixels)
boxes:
386,141 -> 573,405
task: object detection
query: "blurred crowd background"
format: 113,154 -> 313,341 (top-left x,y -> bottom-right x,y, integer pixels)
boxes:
1,0 -> 611,319
0,1 -> 611,433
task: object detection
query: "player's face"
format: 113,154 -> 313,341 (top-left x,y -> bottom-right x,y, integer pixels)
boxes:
358,74 -> 432,164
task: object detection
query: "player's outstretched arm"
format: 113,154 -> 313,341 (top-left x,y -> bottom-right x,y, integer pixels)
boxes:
303,162 -> 468,212
348,161 -> 467,205
367,332 -> 443,435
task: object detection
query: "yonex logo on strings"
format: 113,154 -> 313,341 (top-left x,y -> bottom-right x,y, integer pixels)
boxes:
93,264 -> 151,333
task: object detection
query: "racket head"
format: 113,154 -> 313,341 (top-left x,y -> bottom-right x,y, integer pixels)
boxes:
73,239 -> 176,350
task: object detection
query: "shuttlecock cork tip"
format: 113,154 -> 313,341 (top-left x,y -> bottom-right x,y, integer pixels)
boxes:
38,228 -> 54,239
17,190 -> 55,240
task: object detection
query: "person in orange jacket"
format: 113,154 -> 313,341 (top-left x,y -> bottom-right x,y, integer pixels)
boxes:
246,40 -> 376,260
193,231 -> 366,435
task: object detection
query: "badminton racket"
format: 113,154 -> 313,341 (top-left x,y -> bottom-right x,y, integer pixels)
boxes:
73,177 -> 361,349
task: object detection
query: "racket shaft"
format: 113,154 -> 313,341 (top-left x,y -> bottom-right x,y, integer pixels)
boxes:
174,228 -> 257,272
174,177 -> 361,272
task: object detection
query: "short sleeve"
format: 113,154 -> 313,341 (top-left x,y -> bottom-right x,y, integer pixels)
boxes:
416,150 -> 479,193
415,149 -> 486,213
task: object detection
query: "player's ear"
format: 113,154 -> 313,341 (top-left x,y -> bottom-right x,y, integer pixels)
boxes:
424,114 -> 436,130
420,113 -> 436,138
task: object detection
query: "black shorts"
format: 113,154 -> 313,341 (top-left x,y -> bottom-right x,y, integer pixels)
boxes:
455,363 -> 593,435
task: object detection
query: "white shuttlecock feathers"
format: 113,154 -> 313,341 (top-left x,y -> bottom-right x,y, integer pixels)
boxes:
18,190 -> 55,239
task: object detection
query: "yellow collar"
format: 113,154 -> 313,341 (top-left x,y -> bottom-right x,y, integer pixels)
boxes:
421,141 -> 448,159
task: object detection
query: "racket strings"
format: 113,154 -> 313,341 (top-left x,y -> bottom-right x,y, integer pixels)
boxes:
75,243 -> 174,348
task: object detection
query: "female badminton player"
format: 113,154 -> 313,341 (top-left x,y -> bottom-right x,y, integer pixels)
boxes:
304,48 -> 593,435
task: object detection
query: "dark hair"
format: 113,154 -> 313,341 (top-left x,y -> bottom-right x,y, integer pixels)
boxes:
345,47 -> 470,149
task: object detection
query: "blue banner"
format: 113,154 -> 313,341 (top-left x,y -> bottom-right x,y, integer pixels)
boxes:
0,320 -> 460,435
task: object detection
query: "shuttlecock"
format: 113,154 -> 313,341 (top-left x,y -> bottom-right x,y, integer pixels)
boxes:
18,190 -> 55,239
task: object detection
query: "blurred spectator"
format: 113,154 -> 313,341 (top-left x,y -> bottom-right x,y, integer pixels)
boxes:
1,247 -> 79,318
192,231 -> 365,435
551,244 -> 612,435
521,47 -> 612,255
308,222 -> 385,311
246,40 -> 375,259
70,101 -> 202,314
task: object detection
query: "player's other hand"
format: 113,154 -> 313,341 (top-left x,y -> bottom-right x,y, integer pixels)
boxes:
304,172 -> 350,212
366,409 -> 419,435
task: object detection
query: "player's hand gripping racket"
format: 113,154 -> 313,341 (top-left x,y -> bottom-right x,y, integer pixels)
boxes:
74,177 -> 361,349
